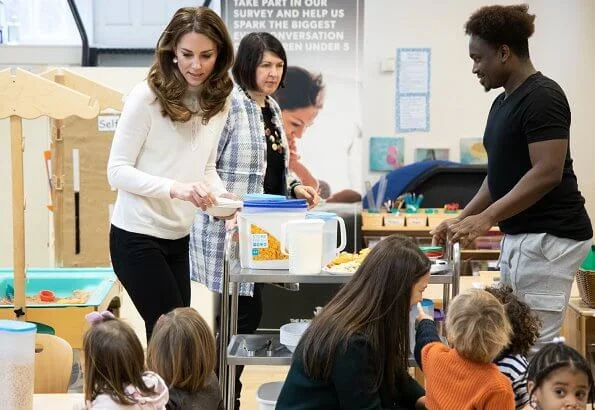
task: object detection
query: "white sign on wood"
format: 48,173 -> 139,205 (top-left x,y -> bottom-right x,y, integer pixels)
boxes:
97,115 -> 120,132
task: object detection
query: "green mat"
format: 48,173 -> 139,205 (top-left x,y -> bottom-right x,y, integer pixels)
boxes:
30,321 -> 55,335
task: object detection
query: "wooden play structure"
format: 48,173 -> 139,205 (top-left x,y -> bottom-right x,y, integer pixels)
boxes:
40,68 -> 123,267
0,67 -> 99,319
0,68 -> 121,348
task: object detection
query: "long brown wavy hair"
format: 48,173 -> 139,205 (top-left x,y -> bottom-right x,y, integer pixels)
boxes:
148,7 -> 233,124
300,235 -> 431,395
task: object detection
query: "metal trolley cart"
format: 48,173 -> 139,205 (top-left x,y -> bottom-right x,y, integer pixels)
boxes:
218,227 -> 461,409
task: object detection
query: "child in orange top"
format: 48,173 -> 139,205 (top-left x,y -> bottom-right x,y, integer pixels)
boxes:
414,289 -> 515,410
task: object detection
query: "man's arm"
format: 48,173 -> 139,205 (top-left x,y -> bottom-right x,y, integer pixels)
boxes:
450,139 -> 566,243
430,176 -> 491,244
459,176 -> 492,219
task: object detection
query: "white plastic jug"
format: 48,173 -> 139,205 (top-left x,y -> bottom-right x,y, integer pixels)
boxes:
0,320 -> 37,410
280,219 -> 324,274
307,212 -> 347,265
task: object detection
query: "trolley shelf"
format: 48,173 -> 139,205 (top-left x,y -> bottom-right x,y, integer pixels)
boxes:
227,334 -> 292,365
231,268 -> 454,284
227,333 -> 418,367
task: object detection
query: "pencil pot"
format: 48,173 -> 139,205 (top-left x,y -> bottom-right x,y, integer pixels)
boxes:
362,210 -> 383,228
405,212 -> 427,227
409,299 -> 434,355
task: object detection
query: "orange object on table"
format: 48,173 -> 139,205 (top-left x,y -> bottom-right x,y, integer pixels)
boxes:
39,290 -> 55,302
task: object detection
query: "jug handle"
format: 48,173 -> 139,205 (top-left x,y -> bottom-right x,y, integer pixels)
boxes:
336,217 -> 347,253
280,222 -> 290,256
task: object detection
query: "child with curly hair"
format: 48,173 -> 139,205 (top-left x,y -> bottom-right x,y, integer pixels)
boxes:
485,284 -> 541,409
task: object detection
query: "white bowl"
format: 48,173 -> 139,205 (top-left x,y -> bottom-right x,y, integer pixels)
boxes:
256,381 -> 284,410
430,259 -> 449,274
205,197 -> 242,218
280,322 -> 309,353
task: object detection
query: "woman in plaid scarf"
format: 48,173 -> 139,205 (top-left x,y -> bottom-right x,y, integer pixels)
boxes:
189,32 -> 319,409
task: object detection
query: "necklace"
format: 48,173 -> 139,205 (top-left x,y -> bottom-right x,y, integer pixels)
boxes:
188,96 -> 200,151
264,118 -> 284,153
261,101 -> 284,154
241,87 -> 284,154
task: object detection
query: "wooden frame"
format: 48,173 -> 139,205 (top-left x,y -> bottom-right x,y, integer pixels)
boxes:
0,67 -> 99,320
39,68 -> 123,267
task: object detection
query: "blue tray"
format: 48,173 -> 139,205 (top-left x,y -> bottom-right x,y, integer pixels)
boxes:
0,268 -> 117,308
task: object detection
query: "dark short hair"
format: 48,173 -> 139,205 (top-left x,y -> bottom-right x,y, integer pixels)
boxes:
232,32 -> 287,91
273,66 -> 324,111
464,4 -> 535,59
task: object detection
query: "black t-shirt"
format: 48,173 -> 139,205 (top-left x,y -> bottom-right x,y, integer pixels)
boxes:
262,102 -> 286,195
483,72 -> 592,240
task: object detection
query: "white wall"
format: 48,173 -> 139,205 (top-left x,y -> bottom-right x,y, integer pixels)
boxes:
0,117 -> 51,267
362,0 -> 595,221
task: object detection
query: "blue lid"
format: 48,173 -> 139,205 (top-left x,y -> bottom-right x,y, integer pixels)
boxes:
243,199 -> 307,209
0,320 -> 37,333
244,193 -> 286,202
306,211 -> 337,221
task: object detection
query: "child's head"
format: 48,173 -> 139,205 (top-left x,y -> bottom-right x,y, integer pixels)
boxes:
526,340 -> 594,410
147,307 -> 215,391
83,313 -> 153,404
484,283 -> 541,357
446,289 -> 512,363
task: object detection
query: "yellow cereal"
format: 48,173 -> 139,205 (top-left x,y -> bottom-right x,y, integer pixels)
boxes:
250,224 -> 289,261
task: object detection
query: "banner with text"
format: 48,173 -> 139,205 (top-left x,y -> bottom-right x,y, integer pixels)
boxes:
224,0 -> 365,195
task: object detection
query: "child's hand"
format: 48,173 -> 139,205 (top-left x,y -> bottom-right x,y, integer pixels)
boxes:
415,302 -> 434,324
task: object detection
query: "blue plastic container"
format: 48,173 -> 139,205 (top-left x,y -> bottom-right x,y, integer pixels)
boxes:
409,298 -> 434,354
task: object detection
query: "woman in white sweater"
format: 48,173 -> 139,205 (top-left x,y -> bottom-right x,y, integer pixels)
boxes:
107,7 -> 234,340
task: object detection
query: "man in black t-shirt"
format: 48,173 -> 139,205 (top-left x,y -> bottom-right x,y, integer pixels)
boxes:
432,4 -> 592,353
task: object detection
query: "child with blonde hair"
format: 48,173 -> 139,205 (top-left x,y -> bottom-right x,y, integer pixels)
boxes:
82,311 -> 168,409
415,289 -> 515,409
147,307 -> 223,410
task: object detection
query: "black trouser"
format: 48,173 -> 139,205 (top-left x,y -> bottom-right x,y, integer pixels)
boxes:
109,225 -> 191,340
216,283 -> 263,410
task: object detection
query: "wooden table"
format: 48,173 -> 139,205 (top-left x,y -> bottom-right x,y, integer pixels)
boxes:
562,298 -> 595,358
34,393 -> 84,409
